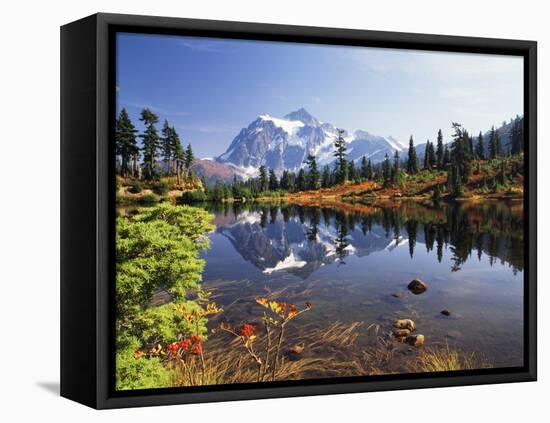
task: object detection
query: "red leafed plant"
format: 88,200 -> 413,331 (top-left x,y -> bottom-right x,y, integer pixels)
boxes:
218,299 -> 312,382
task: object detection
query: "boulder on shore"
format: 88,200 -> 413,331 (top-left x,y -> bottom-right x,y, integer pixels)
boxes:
405,334 -> 425,347
393,328 -> 411,339
408,278 -> 428,295
393,319 -> 416,331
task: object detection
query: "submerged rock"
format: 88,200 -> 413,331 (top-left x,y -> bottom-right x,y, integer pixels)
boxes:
405,334 -> 425,347
390,292 -> 402,298
408,278 -> 428,295
440,309 -> 451,316
394,319 -> 416,331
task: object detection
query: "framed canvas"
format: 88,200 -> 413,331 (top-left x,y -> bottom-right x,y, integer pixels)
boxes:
60,13 -> 537,409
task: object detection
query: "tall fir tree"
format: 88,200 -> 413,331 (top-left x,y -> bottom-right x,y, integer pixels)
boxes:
382,154 -> 391,187
258,165 -> 269,192
305,154 -> 321,190
392,150 -> 401,186
475,131 -> 485,161
407,136 -> 419,174
321,165 -> 331,188
489,126 -> 498,159
360,156 -> 369,179
427,140 -> 436,169
268,169 -> 279,191
436,129 -> 444,169
184,143 -> 195,171
139,108 -> 161,180
296,168 -> 307,191
160,119 -> 174,174
333,128 -> 348,184
115,108 -> 138,177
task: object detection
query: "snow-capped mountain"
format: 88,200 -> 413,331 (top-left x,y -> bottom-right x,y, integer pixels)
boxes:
216,108 -> 406,176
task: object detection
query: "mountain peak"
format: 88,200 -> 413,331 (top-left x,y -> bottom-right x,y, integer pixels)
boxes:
283,108 -> 319,126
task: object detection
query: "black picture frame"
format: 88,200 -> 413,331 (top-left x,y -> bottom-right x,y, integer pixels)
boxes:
61,12 -> 537,409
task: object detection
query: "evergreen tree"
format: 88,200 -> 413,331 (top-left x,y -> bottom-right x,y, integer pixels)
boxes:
139,108 -> 160,180
436,129 -> 444,169
333,128 -> 348,183
427,141 -> 436,168
268,169 -> 279,191
280,170 -> 292,191
510,116 -> 524,155
382,154 -> 391,187
443,145 -> 450,168
407,136 -> 419,174
392,150 -> 401,186
489,126 -> 498,159
321,165 -> 331,188
360,156 -> 369,179
366,159 -> 373,180
115,108 -> 138,177
258,165 -> 269,192
423,140 -> 431,170
305,154 -> 321,190
296,168 -> 307,191
160,120 -> 173,174
184,143 -> 195,171
348,160 -> 358,183
169,126 -> 184,184
475,131 -> 485,160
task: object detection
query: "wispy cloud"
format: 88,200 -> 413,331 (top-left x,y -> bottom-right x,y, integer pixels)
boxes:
178,38 -> 238,53
177,123 -> 240,135
118,99 -> 190,117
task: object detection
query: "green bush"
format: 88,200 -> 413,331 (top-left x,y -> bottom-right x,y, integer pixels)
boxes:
180,190 -> 207,203
153,180 -> 170,196
138,193 -> 160,205
129,180 -> 143,194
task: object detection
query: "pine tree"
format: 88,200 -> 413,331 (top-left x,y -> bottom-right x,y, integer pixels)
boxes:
427,141 -> 436,169
139,108 -> 160,180
436,129 -> 444,169
115,108 -> 138,177
305,154 -> 320,190
407,136 -> 419,174
489,126 -> 498,160
392,150 -> 401,186
348,160 -> 358,182
423,140 -> 431,170
333,128 -> 348,183
475,131 -> 485,160
268,169 -> 279,191
280,170 -> 292,191
184,143 -> 195,171
443,145 -> 450,167
360,156 -> 368,179
366,159 -> 373,180
259,165 -> 269,192
382,154 -> 391,187
296,168 -> 307,191
161,120 -> 173,175
321,165 -> 331,188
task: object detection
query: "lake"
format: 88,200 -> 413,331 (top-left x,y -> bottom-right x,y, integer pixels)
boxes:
199,200 -> 524,372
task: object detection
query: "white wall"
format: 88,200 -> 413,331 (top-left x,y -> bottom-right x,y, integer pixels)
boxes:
1,0 -> 546,421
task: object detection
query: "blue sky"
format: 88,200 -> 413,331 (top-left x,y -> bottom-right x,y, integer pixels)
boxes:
116,32 -> 523,158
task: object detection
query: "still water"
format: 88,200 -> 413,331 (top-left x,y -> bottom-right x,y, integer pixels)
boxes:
200,201 -> 524,369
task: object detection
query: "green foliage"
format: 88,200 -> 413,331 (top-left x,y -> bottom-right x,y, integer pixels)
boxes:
115,204 -> 214,388
138,193 -> 160,205
407,136 -> 419,174
333,129 -> 348,183
116,108 -> 139,177
128,179 -> 143,194
180,190 -> 207,203
139,108 -> 161,180
153,180 -> 170,196
116,336 -> 173,391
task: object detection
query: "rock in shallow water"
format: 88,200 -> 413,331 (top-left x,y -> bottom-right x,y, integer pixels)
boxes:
394,328 -> 411,338
440,309 -> 451,316
390,292 -> 402,298
405,334 -> 425,347
394,319 -> 416,331
289,343 -> 305,354
408,278 -> 428,295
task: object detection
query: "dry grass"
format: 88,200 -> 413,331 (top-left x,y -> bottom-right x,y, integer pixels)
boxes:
410,343 -> 491,373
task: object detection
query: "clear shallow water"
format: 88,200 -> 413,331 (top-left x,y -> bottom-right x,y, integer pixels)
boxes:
200,201 -> 524,369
